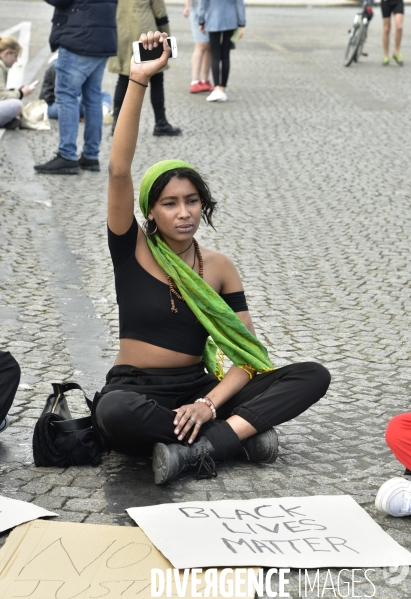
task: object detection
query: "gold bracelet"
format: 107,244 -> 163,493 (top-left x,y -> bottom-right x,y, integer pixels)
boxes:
128,77 -> 149,88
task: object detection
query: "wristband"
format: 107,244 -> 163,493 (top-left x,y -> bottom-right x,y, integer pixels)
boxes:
128,77 -> 149,88
195,398 -> 216,419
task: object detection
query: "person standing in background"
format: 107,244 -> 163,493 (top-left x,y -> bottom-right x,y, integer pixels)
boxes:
109,0 -> 181,136
381,0 -> 404,65
198,0 -> 245,102
34,0 -> 117,175
183,0 -> 213,94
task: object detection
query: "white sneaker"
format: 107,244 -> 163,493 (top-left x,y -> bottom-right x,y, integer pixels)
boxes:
375,477 -> 411,517
206,89 -> 227,102
0,416 -> 10,434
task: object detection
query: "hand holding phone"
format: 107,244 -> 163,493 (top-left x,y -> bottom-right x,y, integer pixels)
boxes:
28,79 -> 39,90
133,36 -> 177,63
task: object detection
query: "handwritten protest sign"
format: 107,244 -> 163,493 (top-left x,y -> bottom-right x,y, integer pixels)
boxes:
127,495 -> 411,570
0,520 -> 257,598
0,494 -> 57,533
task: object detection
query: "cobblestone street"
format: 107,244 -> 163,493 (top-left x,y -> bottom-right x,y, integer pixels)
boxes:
1,2 -> 411,597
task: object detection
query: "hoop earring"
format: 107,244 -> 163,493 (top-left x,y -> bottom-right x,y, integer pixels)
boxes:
147,223 -> 158,236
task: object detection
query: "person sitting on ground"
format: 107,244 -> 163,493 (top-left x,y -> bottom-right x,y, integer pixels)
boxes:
183,0 -> 213,94
375,414 -> 411,516
92,31 -> 331,485
0,36 -> 34,129
0,351 -> 21,434
39,53 -> 113,123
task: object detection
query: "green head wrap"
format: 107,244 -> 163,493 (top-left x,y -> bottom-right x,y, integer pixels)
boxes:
139,160 -> 274,379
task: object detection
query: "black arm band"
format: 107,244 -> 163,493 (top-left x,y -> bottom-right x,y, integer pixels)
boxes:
155,15 -> 169,27
220,291 -> 248,312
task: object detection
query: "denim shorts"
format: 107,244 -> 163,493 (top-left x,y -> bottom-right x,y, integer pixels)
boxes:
190,7 -> 209,43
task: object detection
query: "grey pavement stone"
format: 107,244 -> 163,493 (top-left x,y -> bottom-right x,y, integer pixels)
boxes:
1,3 -> 411,596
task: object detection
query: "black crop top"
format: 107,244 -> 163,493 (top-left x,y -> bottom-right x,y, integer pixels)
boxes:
108,217 -> 248,355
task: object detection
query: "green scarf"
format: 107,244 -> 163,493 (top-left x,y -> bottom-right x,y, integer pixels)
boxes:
139,160 -> 274,379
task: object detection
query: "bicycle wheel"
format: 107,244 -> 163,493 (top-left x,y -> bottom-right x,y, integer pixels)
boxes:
344,21 -> 364,67
356,24 -> 368,60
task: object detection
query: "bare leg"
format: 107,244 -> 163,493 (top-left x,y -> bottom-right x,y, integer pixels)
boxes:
191,42 -> 208,82
226,414 -> 258,441
201,43 -> 211,81
394,13 -> 404,55
383,17 -> 391,58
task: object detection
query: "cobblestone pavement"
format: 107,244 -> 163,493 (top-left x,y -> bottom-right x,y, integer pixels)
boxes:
1,3 -> 411,597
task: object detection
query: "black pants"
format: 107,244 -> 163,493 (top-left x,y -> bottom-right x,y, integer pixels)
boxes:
94,361 -> 330,455
0,351 -> 20,423
209,30 -> 235,87
113,72 -> 166,122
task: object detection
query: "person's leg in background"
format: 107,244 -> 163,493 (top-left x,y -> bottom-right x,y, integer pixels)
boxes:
382,11 -> 392,64
0,99 -> 23,129
207,31 -> 234,102
220,30 -> 235,89
385,413 -> 411,470
0,351 -> 21,433
189,6 -> 212,93
393,9 -> 404,64
375,414 -> 411,517
151,72 -> 181,137
208,31 -> 222,89
80,55 -> 107,171
111,74 -> 129,133
34,47 -> 86,174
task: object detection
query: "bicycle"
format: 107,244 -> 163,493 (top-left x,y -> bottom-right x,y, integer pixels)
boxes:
344,0 -> 374,67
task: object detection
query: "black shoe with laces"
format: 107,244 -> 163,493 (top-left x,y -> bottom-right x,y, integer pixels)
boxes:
34,153 -> 80,175
153,119 -> 182,137
153,436 -> 218,485
241,427 -> 279,464
79,154 -> 100,172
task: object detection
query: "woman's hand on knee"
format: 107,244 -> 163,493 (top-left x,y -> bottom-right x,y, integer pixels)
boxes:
173,403 -> 212,444
130,31 -> 171,81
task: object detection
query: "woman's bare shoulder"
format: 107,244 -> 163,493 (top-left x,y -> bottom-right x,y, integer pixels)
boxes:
200,246 -> 244,293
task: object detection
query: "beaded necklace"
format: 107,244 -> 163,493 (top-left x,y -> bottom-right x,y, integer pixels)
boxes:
166,238 -> 203,313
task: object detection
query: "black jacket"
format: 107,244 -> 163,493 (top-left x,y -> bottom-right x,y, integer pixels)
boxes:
45,0 -> 118,57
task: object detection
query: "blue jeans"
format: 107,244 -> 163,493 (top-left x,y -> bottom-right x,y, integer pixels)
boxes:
55,47 -> 107,161
48,92 -> 111,121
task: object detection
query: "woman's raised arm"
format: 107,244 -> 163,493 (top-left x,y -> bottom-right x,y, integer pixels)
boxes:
108,31 -> 171,235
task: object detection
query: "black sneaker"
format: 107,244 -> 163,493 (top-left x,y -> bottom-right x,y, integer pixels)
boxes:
153,119 -> 182,137
79,154 -> 100,172
4,117 -> 21,130
34,154 -> 80,175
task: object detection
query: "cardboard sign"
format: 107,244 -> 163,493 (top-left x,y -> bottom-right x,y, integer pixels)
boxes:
0,520 -> 257,598
127,495 -> 411,569
0,494 -> 57,532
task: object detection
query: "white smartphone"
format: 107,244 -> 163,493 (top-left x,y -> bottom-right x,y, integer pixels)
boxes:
132,37 -> 177,63
28,80 -> 39,89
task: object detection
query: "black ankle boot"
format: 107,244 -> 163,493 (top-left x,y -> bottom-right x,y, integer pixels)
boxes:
153,422 -> 241,485
153,118 -> 182,137
241,427 -> 279,464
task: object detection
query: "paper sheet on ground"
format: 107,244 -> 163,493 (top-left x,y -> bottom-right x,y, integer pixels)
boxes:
127,495 -> 411,569
0,520 -> 257,598
0,494 -> 57,533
